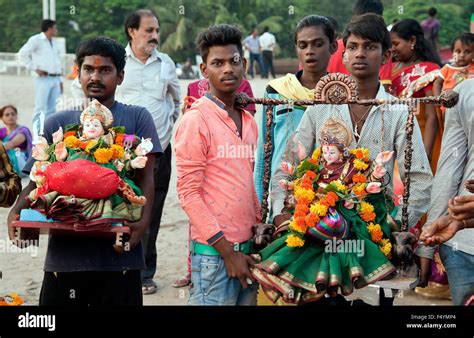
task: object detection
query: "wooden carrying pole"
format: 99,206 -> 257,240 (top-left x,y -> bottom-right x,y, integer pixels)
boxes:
234,73 -> 459,227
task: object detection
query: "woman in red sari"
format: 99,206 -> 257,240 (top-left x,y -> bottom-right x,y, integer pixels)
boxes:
390,18 -> 443,172
390,19 -> 450,300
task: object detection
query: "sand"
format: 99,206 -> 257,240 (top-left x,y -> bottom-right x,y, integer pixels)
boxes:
0,74 -> 451,305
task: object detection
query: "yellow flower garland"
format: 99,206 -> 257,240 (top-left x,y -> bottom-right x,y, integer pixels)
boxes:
286,234 -> 305,247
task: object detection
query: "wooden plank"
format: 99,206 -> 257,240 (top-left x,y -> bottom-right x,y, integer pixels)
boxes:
375,276 -> 419,291
11,221 -> 130,245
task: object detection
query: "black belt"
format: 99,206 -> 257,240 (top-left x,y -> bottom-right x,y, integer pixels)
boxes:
47,73 -> 61,77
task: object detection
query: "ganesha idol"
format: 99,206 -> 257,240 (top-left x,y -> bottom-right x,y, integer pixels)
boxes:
250,117 -> 398,304
27,100 -> 152,225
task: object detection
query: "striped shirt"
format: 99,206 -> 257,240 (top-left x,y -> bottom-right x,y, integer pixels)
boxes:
416,79 -> 474,258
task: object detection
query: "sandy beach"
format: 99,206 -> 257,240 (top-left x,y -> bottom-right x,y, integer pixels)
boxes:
0,74 -> 451,305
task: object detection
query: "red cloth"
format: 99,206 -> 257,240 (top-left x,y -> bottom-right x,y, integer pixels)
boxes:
46,159 -> 120,199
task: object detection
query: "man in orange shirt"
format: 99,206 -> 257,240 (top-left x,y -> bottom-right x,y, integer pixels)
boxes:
175,24 -> 260,305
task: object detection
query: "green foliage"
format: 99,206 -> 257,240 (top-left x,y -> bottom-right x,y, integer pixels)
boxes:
296,159 -> 320,178
384,0 -> 473,47
0,0 -> 472,62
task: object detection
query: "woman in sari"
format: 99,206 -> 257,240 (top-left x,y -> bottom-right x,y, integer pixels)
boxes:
390,19 -> 450,300
0,105 -> 33,176
390,19 -> 443,171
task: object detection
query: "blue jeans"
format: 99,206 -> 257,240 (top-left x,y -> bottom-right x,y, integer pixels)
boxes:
439,244 -> 474,305
33,76 -> 61,125
247,53 -> 263,77
188,254 -> 258,305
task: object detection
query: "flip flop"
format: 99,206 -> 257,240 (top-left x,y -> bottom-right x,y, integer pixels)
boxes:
142,282 -> 157,295
172,274 -> 191,288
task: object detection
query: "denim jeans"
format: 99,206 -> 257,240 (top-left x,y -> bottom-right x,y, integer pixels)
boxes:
33,76 -> 61,125
188,253 -> 258,305
439,244 -> 474,305
141,145 -> 172,285
247,52 -> 263,77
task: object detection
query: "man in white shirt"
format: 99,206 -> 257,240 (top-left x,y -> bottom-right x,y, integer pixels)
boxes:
18,20 -> 62,125
116,9 -> 181,295
259,26 -> 276,79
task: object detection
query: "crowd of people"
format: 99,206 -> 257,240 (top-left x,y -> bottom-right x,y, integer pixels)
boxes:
2,0 -> 474,306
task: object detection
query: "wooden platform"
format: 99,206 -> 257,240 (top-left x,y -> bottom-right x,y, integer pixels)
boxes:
345,273 -> 419,305
11,221 -> 130,247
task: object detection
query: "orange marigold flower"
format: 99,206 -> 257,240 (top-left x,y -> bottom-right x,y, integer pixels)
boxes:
78,141 -> 89,149
115,133 -> 125,146
319,199 -> 329,207
361,212 -> 376,222
111,144 -> 125,160
352,173 -> 367,183
351,148 -> 369,161
305,214 -> 317,227
64,131 -> 76,138
371,229 -> 383,242
305,171 -> 317,180
325,197 -> 336,207
352,183 -> 366,196
295,216 -> 306,227
292,217 -> 308,233
326,191 -> 339,201
294,211 -> 307,219
295,204 -> 309,214
308,158 -> 319,165
64,135 -> 80,148
312,215 -> 320,223
94,147 -> 113,164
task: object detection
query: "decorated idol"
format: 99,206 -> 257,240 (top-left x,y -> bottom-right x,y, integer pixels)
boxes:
28,100 -> 152,226
251,117 -> 398,304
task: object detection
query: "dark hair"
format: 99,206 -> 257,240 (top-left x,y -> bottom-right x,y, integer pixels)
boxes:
263,26 -> 269,33
428,7 -> 437,17
196,24 -> 243,62
451,33 -> 474,51
41,19 -> 56,33
76,37 -> 126,73
342,13 -> 391,52
326,16 -> 339,33
0,105 -> 17,118
124,9 -> 159,42
294,15 -> 336,44
353,0 -> 384,16
391,19 -> 442,65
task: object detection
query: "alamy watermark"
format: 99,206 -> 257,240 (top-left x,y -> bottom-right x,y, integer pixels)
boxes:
324,237 -> 365,257
0,237 -> 38,257
217,142 -> 256,162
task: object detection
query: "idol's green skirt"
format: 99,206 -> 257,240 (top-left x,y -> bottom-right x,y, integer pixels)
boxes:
251,193 -> 396,304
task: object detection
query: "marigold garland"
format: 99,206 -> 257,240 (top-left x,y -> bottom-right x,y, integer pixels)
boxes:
284,146 -> 392,258
64,131 -> 76,138
111,144 -> 125,160
94,147 -> 113,164
85,140 -> 97,154
64,135 -> 80,148
286,234 -> 305,247
115,133 -> 125,146
354,159 -> 369,171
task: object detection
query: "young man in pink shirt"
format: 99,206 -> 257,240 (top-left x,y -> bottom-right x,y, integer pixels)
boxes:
175,24 -> 260,305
